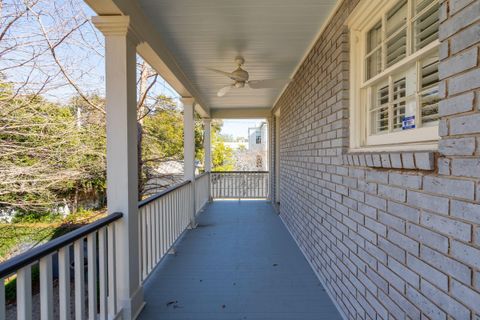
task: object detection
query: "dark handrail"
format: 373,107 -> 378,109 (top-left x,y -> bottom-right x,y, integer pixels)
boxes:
138,180 -> 191,208
0,212 -> 123,278
211,171 -> 269,174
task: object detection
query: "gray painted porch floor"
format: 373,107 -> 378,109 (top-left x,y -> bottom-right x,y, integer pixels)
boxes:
138,200 -> 341,320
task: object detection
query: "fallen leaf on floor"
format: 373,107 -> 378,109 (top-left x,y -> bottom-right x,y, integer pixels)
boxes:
222,304 -> 226,309
166,300 -> 178,306
272,263 -> 278,267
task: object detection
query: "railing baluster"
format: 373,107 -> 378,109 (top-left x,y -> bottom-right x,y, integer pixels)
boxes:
87,233 -> 97,320
17,265 -> 32,320
98,228 -> 108,320
58,246 -> 71,320
39,254 -> 53,320
154,200 -> 159,265
147,205 -> 152,274
0,277 -> 4,320
141,206 -> 147,280
107,224 -> 117,315
74,239 -> 85,319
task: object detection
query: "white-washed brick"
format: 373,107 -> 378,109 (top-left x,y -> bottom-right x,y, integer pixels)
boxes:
388,172 -> 422,189
390,153 -> 402,168
423,176 -> 475,200
414,152 -> 435,170
378,211 -> 405,232
439,47 -> 478,79
407,223 -> 449,253
420,279 -> 470,319
451,279 -> 480,314
378,184 -> 406,202
407,191 -> 449,215
420,245 -> 471,284
439,0 -> 480,40
389,286 -> 421,320
437,157 -> 450,175
388,256 -> 420,287
439,137 -> 476,156
365,194 -> 386,211
439,92 -> 475,117
388,201 -> 420,223
451,200 -> 480,224
401,152 -> 415,169
388,229 -> 419,255
407,254 -> 448,290
406,286 -> 447,320
421,212 -> 472,242
451,23 -> 480,54
448,69 -> 480,96
377,289 -> 405,320
365,291 -> 388,320
378,236 -> 406,263
452,158 -> 480,178
450,0 -> 477,15
366,170 -> 388,184
451,240 -> 480,269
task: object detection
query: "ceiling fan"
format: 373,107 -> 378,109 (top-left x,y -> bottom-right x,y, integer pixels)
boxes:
207,56 -> 290,97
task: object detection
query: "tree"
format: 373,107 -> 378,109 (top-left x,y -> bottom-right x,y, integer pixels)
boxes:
211,120 -> 234,171
0,85 -> 106,214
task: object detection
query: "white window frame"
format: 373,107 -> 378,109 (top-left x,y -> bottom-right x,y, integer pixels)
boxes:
347,0 -> 440,152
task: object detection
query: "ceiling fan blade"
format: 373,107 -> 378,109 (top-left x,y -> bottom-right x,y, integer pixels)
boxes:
217,85 -> 233,97
248,79 -> 290,89
207,67 -> 233,78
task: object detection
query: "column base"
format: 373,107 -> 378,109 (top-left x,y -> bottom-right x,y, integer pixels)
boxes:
118,285 -> 145,320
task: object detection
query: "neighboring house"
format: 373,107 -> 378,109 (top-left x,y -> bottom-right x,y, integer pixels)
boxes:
247,122 -> 268,170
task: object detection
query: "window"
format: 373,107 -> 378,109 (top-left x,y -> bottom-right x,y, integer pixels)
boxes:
348,0 -> 440,150
255,130 -> 262,144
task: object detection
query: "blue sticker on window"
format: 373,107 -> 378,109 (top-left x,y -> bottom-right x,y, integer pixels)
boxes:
402,115 -> 416,130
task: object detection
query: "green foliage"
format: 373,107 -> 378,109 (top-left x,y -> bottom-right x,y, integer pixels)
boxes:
211,120 -> 234,171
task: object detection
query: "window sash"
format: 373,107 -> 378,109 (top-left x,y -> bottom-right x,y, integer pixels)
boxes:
364,0 -> 439,82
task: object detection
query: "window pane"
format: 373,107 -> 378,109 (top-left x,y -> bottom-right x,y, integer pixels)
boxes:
367,21 -> 382,53
420,58 -> 439,125
414,1 -> 439,51
386,0 -> 407,68
386,0 -> 407,37
366,49 -> 382,79
392,78 -> 406,130
366,21 -> 383,80
371,85 -> 389,134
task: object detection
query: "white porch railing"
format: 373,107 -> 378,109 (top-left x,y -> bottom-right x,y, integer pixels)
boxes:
210,171 -> 269,199
138,180 -> 193,282
195,172 -> 210,213
0,212 -> 122,320
138,173 -> 211,282
0,170 -> 274,318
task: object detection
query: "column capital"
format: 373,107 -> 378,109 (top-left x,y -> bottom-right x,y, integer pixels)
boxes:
92,15 -> 141,45
180,97 -> 195,106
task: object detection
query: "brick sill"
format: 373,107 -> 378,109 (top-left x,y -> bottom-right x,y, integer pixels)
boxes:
343,151 -> 438,171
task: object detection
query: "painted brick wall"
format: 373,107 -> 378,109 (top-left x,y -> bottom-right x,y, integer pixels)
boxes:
272,0 -> 480,319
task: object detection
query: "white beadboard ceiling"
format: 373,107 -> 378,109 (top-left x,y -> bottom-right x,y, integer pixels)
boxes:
138,0 -> 337,109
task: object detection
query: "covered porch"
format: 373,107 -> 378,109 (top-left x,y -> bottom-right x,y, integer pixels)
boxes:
139,200 -> 340,320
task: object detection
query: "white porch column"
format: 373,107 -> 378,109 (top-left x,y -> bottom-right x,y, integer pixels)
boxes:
203,119 -> 212,172
267,117 -> 273,201
182,97 -> 196,226
92,16 -> 144,320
